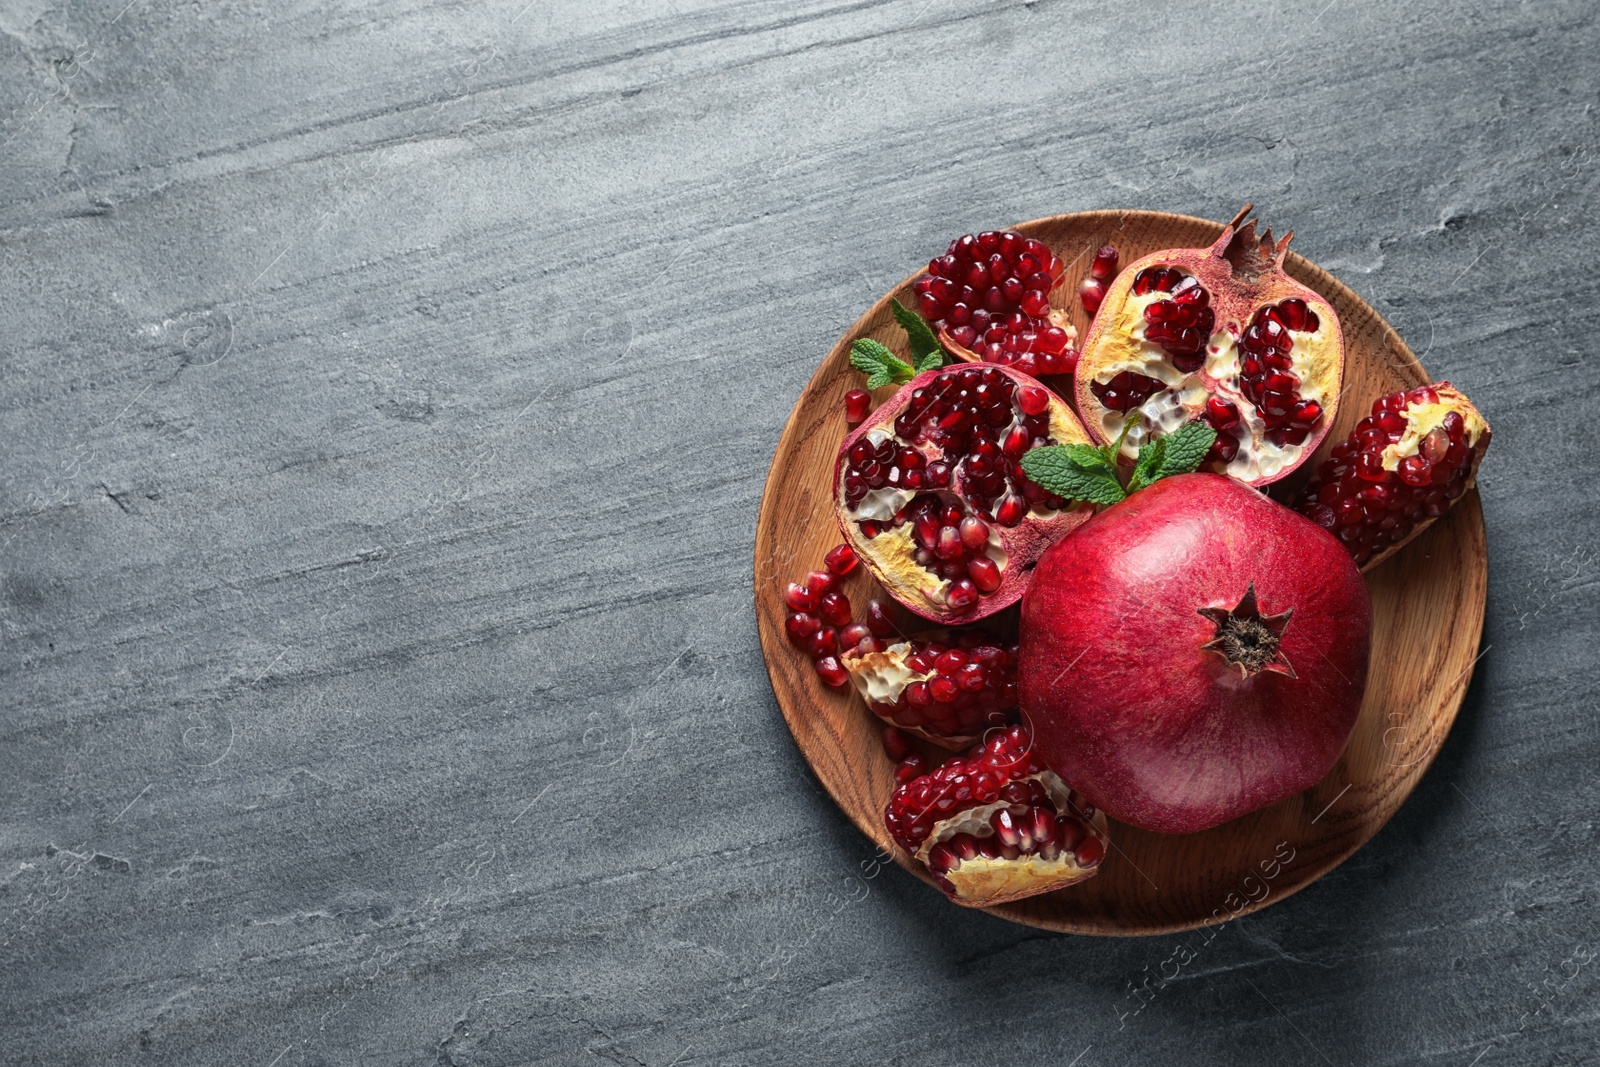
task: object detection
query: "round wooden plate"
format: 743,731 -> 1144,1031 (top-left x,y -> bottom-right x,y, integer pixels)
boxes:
753,210 -> 1488,935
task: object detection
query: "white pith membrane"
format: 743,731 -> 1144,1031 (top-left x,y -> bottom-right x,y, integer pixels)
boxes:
913,770 -> 1108,905
1092,280 -> 1334,483
838,383 -> 1085,611
843,640 -> 932,707
1381,398 -> 1488,469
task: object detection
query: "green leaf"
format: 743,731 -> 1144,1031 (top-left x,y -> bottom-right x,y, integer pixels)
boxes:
915,349 -> 945,373
1151,421 -> 1218,480
891,298 -> 943,363
1126,435 -> 1167,494
849,338 -> 915,387
1019,445 -> 1127,506
1126,421 -> 1219,493
1102,410 -> 1143,465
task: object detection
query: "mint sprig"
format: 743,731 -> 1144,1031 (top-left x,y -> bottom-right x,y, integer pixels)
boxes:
1020,416 -> 1218,507
890,298 -> 945,372
849,338 -> 916,390
850,302 -> 946,390
1126,420 -> 1217,493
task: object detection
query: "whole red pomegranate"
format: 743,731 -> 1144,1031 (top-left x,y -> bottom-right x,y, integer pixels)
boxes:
833,362 -> 1094,624
1018,474 -> 1370,835
1075,207 -> 1344,485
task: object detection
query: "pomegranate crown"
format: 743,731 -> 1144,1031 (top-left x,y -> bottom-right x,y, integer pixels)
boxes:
1213,203 -> 1294,283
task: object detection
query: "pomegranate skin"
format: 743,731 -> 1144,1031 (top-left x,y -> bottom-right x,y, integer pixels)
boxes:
1018,474 -> 1370,835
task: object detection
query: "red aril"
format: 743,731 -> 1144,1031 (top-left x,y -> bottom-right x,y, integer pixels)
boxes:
1019,474 -> 1370,835
885,723 -> 1109,906
912,230 -> 1078,377
841,629 -> 1018,748
844,389 -> 871,425
1293,382 -> 1490,569
833,363 -> 1094,624
1078,245 -> 1120,316
1075,207 -> 1344,487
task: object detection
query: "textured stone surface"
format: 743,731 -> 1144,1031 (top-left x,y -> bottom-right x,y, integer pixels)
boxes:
2,0 -> 1597,1063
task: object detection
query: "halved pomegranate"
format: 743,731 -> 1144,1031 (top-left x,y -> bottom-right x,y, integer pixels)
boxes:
1075,207 -> 1344,486
841,629 -> 1017,749
911,230 -> 1078,376
1293,382 -> 1490,568
885,724 -> 1109,907
833,363 -> 1095,624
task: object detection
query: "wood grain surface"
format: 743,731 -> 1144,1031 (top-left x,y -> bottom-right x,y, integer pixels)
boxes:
755,210 -> 1488,934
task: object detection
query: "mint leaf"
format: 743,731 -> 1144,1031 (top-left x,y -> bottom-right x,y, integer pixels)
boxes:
850,338 -> 915,388
891,298 -> 943,364
915,349 -> 945,373
1126,435 -> 1167,494
1151,421 -> 1218,480
1019,445 -> 1127,506
1102,410 -> 1143,465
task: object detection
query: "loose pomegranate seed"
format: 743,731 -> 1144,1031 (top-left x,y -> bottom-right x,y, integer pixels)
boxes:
1079,277 -> 1107,316
1090,245 -> 1120,282
818,591 -> 852,627
839,622 -> 873,652
883,725 -> 913,762
785,612 -> 821,646
805,570 -> 837,599
783,582 -> 817,613
894,755 -> 927,783
815,656 -> 849,688
844,388 -> 871,424
864,599 -> 896,637
824,543 -> 859,576
806,626 -> 838,659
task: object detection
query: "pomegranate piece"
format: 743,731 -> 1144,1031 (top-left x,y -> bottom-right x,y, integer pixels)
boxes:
832,363 -> 1095,624
841,629 -> 1019,749
1075,206 -> 1345,488
1020,474 -> 1371,835
1294,382 -> 1490,569
912,230 -> 1078,377
885,724 -> 1110,907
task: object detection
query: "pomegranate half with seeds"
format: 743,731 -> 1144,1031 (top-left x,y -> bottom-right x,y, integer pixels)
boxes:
885,724 -> 1109,907
1019,474 -> 1370,835
1075,208 -> 1344,486
833,363 -> 1094,624
912,230 -> 1078,377
842,630 -> 1018,749
1294,382 -> 1490,568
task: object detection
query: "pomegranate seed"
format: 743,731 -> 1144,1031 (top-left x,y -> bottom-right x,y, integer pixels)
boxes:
1421,426 -> 1450,463
1075,835 -> 1105,867
1090,245 -> 1120,281
864,599 -> 896,637
1398,454 -> 1432,487
824,543 -> 859,576
819,591 -> 852,627
946,580 -> 979,609
840,622 -> 873,651
785,612 -> 820,646
882,726 -> 913,762
844,389 -> 871,424
805,570 -> 837,598
815,656 -> 848,688
995,494 -> 1026,527
806,626 -> 838,659
895,754 -> 928,783
783,582 -> 817,612
1017,385 -> 1050,416
935,525 -> 963,561
929,675 -> 960,702
1079,276 -> 1107,315
967,557 -> 1002,592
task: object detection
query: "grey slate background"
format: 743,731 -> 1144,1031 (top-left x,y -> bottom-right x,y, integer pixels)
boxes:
1,0 -> 1596,1063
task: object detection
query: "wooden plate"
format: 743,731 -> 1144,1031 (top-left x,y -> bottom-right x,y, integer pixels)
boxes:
753,210 -> 1488,935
